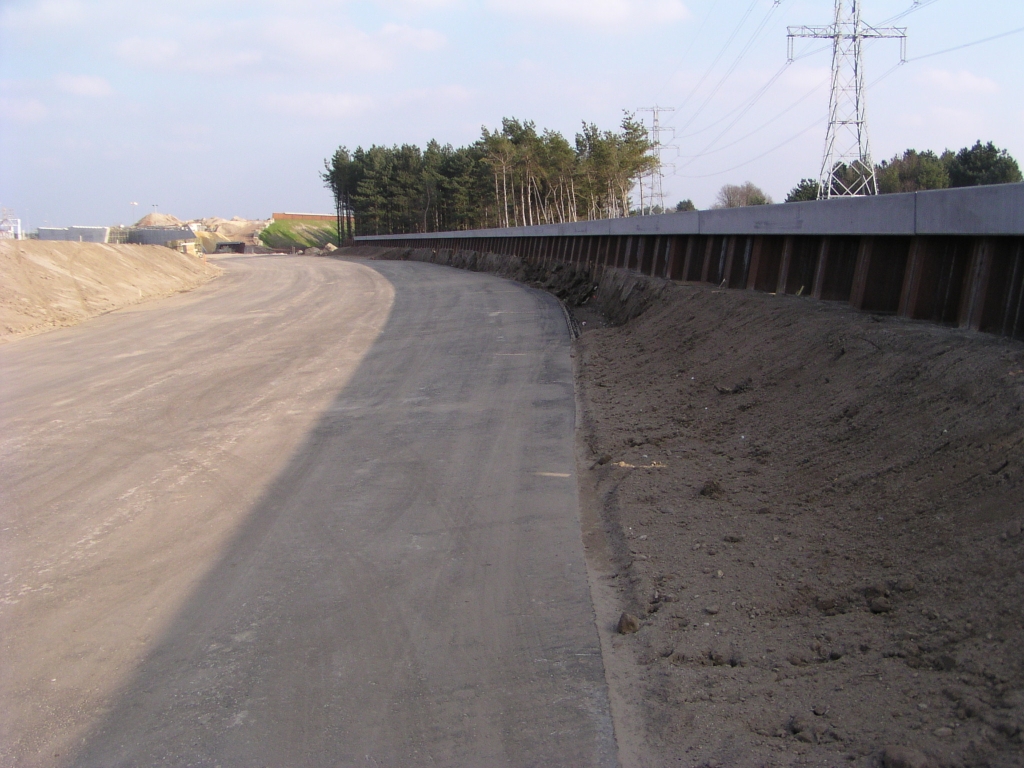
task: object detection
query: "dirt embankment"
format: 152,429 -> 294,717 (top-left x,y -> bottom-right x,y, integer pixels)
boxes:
351,246 -> 1024,768
577,285 -> 1024,768
0,241 -> 221,342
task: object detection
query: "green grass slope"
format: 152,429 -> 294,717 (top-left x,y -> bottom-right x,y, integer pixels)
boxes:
259,220 -> 338,250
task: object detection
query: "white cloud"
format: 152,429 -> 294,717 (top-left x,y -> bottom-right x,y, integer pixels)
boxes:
375,0 -> 461,8
393,84 -> 472,105
117,37 -> 181,68
263,92 -> 374,120
55,74 -> 113,97
488,0 -> 689,26
117,36 -> 262,74
0,0 -> 87,30
116,19 -> 444,78
380,23 -> 446,51
920,69 -> 998,95
0,96 -> 48,122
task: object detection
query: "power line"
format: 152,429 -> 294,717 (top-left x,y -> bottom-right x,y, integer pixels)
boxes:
909,24 -> 1024,61
675,0 -> 786,134
671,56 -> 907,180
878,0 -> 940,26
674,73 -> 829,160
675,117 -> 826,179
650,0 -> 725,101
669,0 -> 763,122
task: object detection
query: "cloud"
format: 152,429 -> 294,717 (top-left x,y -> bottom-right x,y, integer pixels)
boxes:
0,96 -> 48,122
55,74 -> 113,97
116,20 -> 444,78
488,0 -> 689,26
920,69 -> 998,95
117,36 -> 262,75
0,0 -> 87,30
380,23 -> 446,51
263,92 -> 374,120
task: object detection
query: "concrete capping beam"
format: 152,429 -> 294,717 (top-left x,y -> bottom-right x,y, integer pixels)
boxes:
698,194 -> 916,235
915,183 -> 1024,235
355,183 -> 1024,241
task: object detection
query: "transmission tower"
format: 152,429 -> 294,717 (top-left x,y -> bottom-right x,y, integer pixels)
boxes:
788,1 -> 906,198
638,106 -> 675,213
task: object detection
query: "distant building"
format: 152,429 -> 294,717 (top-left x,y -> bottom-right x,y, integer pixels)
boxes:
0,214 -> 22,240
128,227 -> 197,246
38,226 -> 110,243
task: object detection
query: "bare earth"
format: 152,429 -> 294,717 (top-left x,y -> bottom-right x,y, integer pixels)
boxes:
0,241 -> 219,342
573,282 -> 1024,768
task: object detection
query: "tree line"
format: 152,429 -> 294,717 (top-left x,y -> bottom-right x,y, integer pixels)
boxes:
324,126 -> 1021,236
783,140 -> 1022,203
323,114 -> 659,237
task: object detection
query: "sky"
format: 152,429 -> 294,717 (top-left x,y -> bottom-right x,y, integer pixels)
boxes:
1,0 -> 1022,230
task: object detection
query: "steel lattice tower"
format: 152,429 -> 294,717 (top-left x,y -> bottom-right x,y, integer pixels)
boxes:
638,106 -> 675,212
788,1 -> 905,198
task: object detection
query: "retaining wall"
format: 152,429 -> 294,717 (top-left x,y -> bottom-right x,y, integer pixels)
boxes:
355,183 -> 1024,341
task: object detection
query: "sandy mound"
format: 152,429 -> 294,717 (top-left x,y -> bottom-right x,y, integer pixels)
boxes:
0,241 -> 220,342
135,213 -> 184,228
575,282 -> 1024,768
195,217 -> 269,244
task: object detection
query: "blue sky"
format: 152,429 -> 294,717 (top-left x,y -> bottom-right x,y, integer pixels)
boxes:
1,0 -> 1021,229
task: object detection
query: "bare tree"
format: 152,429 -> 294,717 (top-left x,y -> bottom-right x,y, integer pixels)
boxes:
713,182 -> 773,209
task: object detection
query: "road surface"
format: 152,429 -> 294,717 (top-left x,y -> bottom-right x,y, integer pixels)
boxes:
0,255 -> 615,767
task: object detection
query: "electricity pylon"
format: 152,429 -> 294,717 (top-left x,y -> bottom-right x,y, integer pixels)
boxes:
638,106 -> 675,213
788,1 -> 906,198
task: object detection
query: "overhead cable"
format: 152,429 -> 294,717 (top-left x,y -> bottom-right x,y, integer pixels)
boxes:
908,25 -> 1024,61
672,61 -> 904,180
669,0 -> 763,122
675,0 -> 786,134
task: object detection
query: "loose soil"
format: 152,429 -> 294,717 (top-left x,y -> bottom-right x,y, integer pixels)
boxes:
574,283 -> 1024,768
0,240 -> 220,342
351,246 -> 1024,767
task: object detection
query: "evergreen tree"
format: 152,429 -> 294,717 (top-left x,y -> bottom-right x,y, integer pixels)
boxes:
785,178 -> 820,202
323,112 -> 660,235
946,141 -> 1023,187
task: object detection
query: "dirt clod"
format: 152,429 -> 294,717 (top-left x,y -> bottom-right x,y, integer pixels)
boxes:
616,612 -> 641,635
883,745 -> 935,768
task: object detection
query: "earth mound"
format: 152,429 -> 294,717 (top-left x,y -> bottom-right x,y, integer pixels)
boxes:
0,241 -> 220,341
576,281 -> 1024,767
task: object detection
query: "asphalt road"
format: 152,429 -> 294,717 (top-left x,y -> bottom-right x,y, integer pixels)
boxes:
0,255 -> 616,767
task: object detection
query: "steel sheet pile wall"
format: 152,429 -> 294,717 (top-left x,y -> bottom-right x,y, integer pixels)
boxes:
357,183 -> 1024,340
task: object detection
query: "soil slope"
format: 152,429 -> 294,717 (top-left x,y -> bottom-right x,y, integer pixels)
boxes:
575,283 -> 1024,768
0,241 -> 220,342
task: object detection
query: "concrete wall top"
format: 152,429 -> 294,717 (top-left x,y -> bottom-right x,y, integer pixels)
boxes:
698,193 -> 917,235
915,183 -> 1024,235
38,226 -> 110,243
129,227 -> 197,246
356,183 -> 1024,241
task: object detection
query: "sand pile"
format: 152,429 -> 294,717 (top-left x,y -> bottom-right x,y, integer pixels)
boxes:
135,213 -> 185,228
0,241 -> 220,342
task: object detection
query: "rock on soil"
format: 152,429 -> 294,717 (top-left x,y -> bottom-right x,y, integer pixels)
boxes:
575,280 -> 1024,767
0,241 -> 220,342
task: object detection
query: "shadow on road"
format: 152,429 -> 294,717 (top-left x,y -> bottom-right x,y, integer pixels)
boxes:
66,260 -> 616,767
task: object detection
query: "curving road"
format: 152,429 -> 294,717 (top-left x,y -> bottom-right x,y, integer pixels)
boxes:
0,255 -> 615,767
